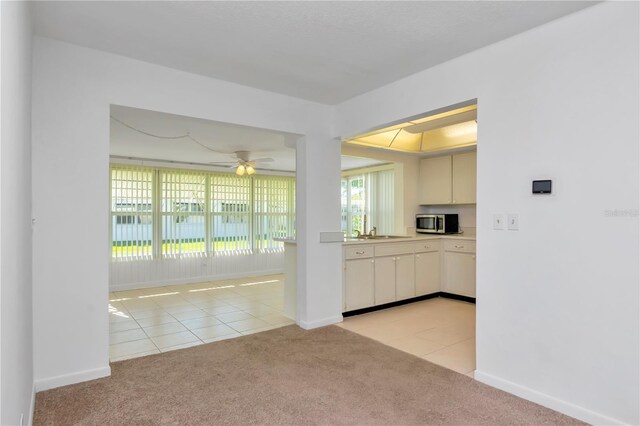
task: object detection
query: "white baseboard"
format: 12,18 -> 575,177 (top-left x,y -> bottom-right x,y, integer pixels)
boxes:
28,383 -> 36,425
34,366 -> 111,392
298,314 -> 343,330
474,370 -> 626,426
110,268 -> 284,292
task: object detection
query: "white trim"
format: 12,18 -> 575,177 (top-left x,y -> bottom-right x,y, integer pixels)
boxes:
298,315 -> 343,330
28,383 -> 35,426
474,370 -> 626,426
34,366 -> 111,392
110,268 -> 283,291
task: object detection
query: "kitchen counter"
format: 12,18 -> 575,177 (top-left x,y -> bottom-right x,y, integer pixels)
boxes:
342,232 -> 475,245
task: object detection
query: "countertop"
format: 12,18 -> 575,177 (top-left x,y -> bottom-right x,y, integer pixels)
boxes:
342,232 -> 475,246
275,232 -> 476,246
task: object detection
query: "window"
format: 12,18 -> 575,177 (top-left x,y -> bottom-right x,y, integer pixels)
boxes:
253,175 -> 296,253
161,171 -> 207,256
341,168 -> 395,237
110,164 -> 296,260
211,173 -> 251,253
110,167 -> 154,260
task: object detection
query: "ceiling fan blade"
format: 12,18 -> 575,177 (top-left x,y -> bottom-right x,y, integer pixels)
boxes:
208,161 -> 238,166
250,157 -> 274,163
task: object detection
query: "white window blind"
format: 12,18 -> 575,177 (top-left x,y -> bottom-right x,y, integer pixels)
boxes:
110,165 -> 154,261
110,164 -> 296,260
253,175 -> 296,252
341,167 -> 395,237
211,173 -> 251,254
161,170 -> 207,257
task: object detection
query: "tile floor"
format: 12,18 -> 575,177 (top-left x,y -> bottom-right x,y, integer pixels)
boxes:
108,274 -> 293,361
337,297 -> 476,376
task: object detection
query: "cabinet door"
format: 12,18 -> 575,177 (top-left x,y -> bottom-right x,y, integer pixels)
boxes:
415,251 -> 440,296
452,151 -> 477,204
395,254 -> 416,300
374,256 -> 396,305
443,252 -> 476,297
419,155 -> 452,205
344,259 -> 374,311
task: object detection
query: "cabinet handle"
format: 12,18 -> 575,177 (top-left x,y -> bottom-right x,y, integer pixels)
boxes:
416,254 -> 420,258
454,245 -> 464,249
355,251 -> 365,255
371,260 -> 375,263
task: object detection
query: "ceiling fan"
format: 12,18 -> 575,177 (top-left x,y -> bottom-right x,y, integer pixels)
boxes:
209,150 -> 274,175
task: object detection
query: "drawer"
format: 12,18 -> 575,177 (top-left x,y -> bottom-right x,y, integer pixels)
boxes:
414,240 -> 441,253
344,245 -> 374,260
443,239 -> 476,253
374,243 -> 414,257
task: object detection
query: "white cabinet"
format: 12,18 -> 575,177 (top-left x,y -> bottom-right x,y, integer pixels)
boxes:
395,255 -> 416,300
344,244 -> 375,311
374,243 -> 416,304
374,256 -> 396,305
452,151 -> 477,204
442,240 -> 476,298
419,151 -> 476,205
344,257 -> 374,311
414,240 -> 440,296
343,238 -> 475,312
419,155 -> 452,205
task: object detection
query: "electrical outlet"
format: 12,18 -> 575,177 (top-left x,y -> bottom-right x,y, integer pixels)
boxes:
493,214 -> 505,230
508,214 -> 519,230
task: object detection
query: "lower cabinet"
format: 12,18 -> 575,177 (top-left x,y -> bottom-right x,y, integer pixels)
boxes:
344,258 -> 375,311
442,240 -> 476,298
374,256 -> 396,305
343,238 -> 475,312
415,251 -> 440,296
395,255 -> 416,300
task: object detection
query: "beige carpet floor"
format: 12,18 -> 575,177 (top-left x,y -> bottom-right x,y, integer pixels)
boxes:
34,325 -> 583,425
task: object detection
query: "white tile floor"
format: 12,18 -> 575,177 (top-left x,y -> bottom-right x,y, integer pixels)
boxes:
337,297 -> 476,376
109,274 -> 293,361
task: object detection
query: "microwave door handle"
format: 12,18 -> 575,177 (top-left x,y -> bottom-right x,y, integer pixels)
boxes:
436,217 -> 441,232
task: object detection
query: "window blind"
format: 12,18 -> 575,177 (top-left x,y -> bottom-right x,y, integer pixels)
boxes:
211,173 -> 251,254
253,175 -> 296,252
110,164 -> 296,260
161,170 -> 207,257
110,165 -> 154,261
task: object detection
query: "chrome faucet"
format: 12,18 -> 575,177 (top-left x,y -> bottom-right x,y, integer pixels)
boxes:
363,214 -> 367,236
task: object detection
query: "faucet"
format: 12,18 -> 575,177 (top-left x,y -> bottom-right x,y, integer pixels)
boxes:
363,214 -> 367,236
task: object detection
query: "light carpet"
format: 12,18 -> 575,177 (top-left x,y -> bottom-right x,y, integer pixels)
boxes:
34,325 -> 583,425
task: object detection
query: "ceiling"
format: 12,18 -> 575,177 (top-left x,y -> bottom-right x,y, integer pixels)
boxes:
110,106 -> 386,172
346,103 -> 478,154
32,1 -> 596,104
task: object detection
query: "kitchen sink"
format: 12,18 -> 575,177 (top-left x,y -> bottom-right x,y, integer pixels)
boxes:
352,235 -> 411,240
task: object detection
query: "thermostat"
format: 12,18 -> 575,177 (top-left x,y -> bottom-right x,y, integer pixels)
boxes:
532,180 -> 552,194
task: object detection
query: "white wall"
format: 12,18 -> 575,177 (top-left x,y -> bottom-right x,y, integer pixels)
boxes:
31,37 -> 341,389
0,1 -> 34,424
335,3 -> 639,425
109,253 -> 284,291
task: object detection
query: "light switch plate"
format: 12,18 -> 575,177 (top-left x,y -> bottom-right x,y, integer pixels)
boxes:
508,214 -> 519,230
493,214 -> 505,230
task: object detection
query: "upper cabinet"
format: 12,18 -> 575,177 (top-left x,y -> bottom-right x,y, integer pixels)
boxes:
419,151 -> 476,205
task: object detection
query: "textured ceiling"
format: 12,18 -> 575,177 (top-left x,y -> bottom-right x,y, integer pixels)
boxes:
32,1 -> 596,104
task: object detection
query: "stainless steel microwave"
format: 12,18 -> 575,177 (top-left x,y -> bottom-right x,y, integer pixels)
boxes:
416,214 -> 459,234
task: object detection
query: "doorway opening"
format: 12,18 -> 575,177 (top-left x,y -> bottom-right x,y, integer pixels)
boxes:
107,105 -> 299,361
338,100 -> 478,376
